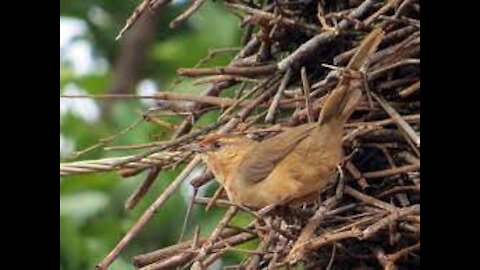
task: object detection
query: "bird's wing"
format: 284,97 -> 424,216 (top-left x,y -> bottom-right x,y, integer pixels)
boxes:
236,123 -> 317,184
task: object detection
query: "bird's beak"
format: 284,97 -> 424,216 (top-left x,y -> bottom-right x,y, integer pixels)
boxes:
186,143 -> 207,153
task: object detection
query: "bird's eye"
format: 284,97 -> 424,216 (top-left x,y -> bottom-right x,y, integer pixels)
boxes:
211,141 -> 223,150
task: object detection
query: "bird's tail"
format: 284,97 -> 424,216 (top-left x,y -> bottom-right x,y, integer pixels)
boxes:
319,27 -> 384,125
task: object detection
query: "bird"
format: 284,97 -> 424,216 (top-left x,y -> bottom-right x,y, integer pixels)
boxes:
192,28 -> 384,210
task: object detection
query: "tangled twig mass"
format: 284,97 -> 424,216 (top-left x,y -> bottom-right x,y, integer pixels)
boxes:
61,0 -> 420,269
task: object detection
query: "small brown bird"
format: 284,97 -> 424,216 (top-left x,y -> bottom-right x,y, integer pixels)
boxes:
194,28 -> 384,209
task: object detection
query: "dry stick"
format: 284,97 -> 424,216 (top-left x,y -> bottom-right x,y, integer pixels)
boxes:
345,161 -> 370,189
138,232 -> 257,270
297,206 -> 418,255
397,151 -> 420,165
169,0 -> 206,29
369,58 -> 420,80
60,94 -> 161,99
329,213 -> 383,235
190,170 -> 214,188
144,115 -> 178,130
219,73 -> 281,120
245,219 -> 278,270
344,186 -> 397,212
371,92 -> 420,147
363,0 -> 402,26
380,15 -> 420,28
383,25 -> 417,43
386,242 -> 420,267
377,186 -> 419,198
154,91 -> 295,108
115,0 -> 156,40
95,157 -> 201,270
125,166 -> 161,210
206,186 -> 225,211
138,253 -> 196,270
362,204 -> 420,239
172,37 -> 260,139
332,24 -> 415,66
398,81 -> 420,98
192,206 -> 239,267
132,228 -> 240,267
394,0 -> 415,18
199,251 -> 226,269
301,67 -> 313,122
60,151 -> 181,176
287,172 -> 345,263
177,64 -> 278,77
345,114 -> 420,128
373,247 -> 390,269
342,124 -> 382,143
265,68 -> 292,123
192,226 -> 201,249
370,34 -> 420,68
326,244 -> 337,270
363,164 -> 420,178
299,228 -> 364,253
225,2 -> 321,34
193,75 -> 261,85
194,197 -> 263,222
277,0 -> 376,71
110,117 -> 228,168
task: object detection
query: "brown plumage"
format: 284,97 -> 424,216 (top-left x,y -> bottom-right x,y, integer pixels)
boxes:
197,28 -> 384,209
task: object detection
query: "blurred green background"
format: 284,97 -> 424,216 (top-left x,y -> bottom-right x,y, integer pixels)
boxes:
60,1 -> 255,269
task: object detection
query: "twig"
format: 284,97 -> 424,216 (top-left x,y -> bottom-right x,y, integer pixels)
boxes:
277,0 -> 376,71
371,92 -> 420,147
265,68 -> 292,123
169,0 -> 207,29
193,206 -> 238,263
245,219 -> 278,270
60,151 -> 181,176
206,186 -> 225,211
300,67 -> 313,122
225,2 -> 321,34
344,186 -> 397,212
177,64 -> 278,77
125,166 -> 161,210
115,0 -> 158,40
110,117 -> 228,168
398,81 -> 420,98
361,204 -> 419,239
95,157 -> 201,270
363,164 -> 420,178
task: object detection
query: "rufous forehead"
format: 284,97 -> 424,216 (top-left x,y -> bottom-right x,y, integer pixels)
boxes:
199,134 -> 224,146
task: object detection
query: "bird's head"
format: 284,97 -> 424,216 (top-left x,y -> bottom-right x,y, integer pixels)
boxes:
188,134 -> 257,184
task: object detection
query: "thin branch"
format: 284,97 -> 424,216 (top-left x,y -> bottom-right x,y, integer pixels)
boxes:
169,0 -> 207,29
95,157 -> 201,270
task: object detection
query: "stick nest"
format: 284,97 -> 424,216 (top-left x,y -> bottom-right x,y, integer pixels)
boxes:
61,0 -> 420,269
